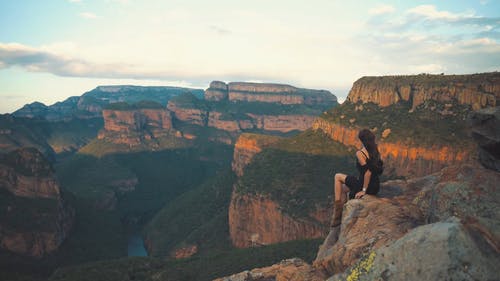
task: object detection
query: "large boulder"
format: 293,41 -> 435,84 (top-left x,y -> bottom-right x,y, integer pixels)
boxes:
328,218 -> 499,281
314,180 -> 425,274
468,106 -> 500,172
314,163 -> 500,277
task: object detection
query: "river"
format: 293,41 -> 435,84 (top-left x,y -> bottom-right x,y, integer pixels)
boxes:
127,233 -> 148,257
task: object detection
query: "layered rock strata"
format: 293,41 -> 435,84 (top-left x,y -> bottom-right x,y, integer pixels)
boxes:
205,81 -> 337,105
347,72 -> 500,109
98,108 -> 173,145
312,118 -> 472,178
228,193 -> 328,248
0,148 -> 74,257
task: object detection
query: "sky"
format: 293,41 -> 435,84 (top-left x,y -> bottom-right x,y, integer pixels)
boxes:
1,0 -> 499,113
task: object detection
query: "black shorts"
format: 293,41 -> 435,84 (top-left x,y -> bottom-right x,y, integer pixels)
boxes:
345,175 -> 379,199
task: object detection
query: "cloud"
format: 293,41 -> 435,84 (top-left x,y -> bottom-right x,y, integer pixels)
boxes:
80,12 -> 97,19
209,25 -> 231,35
357,4 -> 500,75
0,42 -> 286,85
68,0 -> 82,3
369,4 -> 395,15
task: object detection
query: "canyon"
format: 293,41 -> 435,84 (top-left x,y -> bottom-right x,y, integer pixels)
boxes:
227,73 -> 498,253
0,148 -> 74,257
98,81 -> 336,146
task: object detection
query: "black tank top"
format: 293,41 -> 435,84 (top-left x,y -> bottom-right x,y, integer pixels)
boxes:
356,150 -> 380,194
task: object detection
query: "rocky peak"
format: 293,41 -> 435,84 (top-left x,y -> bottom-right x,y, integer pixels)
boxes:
346,72 -> 500,109
204,80 -> 337,105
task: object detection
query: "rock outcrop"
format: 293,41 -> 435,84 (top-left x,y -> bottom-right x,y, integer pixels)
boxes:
232,133 -> 283,177
328,218 -> 499,281
0,148 -> 74,257
166,81 -> 337,144
312,118 -> 473,178
347,72 -> 500,109
214,258 -> 326,281
98,108 -> 173,145
167,102 -> 208,126
14,85 -> 204,121
228,193 -> 328,248
314,163 -> 500,277
206,81 -> 337,105
170,244 -> 198,259
468,106 -> 500,171
0,147 -> 59,198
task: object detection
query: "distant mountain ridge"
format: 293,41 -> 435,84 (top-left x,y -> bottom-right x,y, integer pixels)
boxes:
13,85 -> 204,121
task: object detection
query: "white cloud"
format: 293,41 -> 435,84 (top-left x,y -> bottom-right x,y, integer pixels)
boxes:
369,4 -> 395,15
68,0 -> 82,3
407,5 -> 459,21
80,12 -> 97,19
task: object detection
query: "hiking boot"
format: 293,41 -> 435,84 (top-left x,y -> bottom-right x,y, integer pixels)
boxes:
330,200 -> 343,227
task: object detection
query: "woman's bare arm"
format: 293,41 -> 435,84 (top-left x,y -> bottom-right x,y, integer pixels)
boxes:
363,169 -> 371,191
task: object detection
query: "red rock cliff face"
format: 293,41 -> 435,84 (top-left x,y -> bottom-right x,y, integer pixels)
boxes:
99,108 -> 173,145
228,82 -> 336,105
102,109 -> 171,132
347,73 -> 500,110
0,148 -> 74,258
312,118 -> 472,178
247,114 -> 316,132
166,102 -> 207,126
229,192 -> 328,248
207,111 -> 316,133
231,134 -> 283,177
229,133 -> 329,248
205,81 -> 337,105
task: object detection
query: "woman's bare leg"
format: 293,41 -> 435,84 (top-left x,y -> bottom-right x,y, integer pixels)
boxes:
334,173 -> 347,201
332,173 -> 350,227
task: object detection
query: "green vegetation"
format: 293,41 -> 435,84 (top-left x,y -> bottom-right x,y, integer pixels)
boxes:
145,170 -> 236,257
0,189 -> 59,232
169,92 -> 336,117
237,129 -> 354,218
355,72 -> 500,88
321,101 -> 473,148
49,239 -> 322,281
78,133 -> 191,157
0,115 -> 104,159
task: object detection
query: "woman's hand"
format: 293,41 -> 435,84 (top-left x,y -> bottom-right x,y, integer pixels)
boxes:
355,191 -> 366,199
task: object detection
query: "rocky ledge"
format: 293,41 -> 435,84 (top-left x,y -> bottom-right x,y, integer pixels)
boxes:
0,148 -> 74,257
219,162 -> 499,280
205,81 -> 337,105
347,72 -> 500,110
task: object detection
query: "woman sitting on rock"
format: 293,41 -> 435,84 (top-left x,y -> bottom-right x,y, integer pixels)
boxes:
331,129 -> 382,227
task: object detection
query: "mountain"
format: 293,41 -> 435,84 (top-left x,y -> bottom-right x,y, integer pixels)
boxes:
347,72 -> 500,110
13,85 -> 204,121
0,148 -> 74,258
90,81 -> 337,155
163,81 -> 336,144
227,72 -> 499,250
216,105 -> 500,281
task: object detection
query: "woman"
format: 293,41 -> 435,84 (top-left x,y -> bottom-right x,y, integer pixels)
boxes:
331,129 -> 381,227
